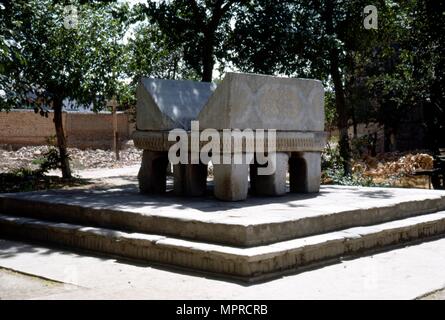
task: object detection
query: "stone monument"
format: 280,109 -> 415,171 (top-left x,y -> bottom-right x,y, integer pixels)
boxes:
133,72 -> 326,201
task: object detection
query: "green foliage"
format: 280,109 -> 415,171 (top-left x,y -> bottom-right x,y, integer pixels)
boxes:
350,134 -> 378,158
229,0 -> 371,79
0,169 -> 87,193
321,142 -> 343,173
9,167 -> 35,178
35,148 -> 64,175
0,1 -> 27,110
2,0 -> 444,171
324,91 -> 337,130
1,0 -> 130,110
0,145 -> 82,192
125,22 -> 199,84
1,0 -> 133,178
363,1 -> 445,149
322,142 -> 387,187
324,165 -> 383,187
25,147 -> 63,175
139,0 -> 243,81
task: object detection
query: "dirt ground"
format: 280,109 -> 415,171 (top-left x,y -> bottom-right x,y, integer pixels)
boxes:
0,144 -> 142,173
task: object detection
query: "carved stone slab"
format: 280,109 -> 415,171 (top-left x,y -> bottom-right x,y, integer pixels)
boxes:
136,78 -> 216,131
198,72 -> 324,131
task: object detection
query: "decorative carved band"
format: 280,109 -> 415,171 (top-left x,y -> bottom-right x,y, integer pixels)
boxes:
133,130 -> 326,153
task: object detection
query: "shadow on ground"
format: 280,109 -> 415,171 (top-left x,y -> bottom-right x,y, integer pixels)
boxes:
0,182 -> 399,214
1,234 -> 445,287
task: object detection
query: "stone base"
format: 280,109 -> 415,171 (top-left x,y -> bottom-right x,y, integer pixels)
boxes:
250,153 -> 289,196
133,129 -> 327,200
173,163 -> 208,197
138,150 -> 169,194
1,186 -> 445,281
213,162 -> 249,201
289,152 -> 321,193
139,150 -> 323,200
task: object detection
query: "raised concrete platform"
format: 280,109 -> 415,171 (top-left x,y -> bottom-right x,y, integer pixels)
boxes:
1,186 -> 444,247
1,211 -> 445,282
2,238 -> 445,299
1,186 -> 445,281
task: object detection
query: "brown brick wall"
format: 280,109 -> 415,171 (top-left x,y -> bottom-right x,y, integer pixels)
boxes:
0,110 -> 133,149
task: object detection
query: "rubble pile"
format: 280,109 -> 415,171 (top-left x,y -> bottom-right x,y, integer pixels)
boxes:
353,152 -> 434,178
0,144 -> 142,173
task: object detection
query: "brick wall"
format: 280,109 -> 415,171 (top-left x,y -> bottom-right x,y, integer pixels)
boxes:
0,109 -> 134,149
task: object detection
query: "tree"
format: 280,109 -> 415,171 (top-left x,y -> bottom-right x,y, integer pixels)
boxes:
139,0 -> 243,82
125,21 -> 199,85
0,0 -> 129,178
229,0 -> 377,174
364,0 -> 445,151
0,1 -> 28,109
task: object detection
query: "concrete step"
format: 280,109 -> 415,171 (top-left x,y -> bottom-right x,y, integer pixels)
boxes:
1,211 -> 445,282
1,186 -> 445,247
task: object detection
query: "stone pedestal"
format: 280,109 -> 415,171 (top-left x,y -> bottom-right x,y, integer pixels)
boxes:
250,153 -> 289,196
173,162 -> 208,196
134,73 -> 327,201
213,161 -> 249,201
289,152 -> 321,193
138,150 -> 169,194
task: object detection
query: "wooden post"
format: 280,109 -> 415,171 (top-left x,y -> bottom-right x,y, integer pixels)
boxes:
108,97 -> 120,161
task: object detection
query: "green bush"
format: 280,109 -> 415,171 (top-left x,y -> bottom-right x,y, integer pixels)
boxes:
322,142 -> 389,187
36,147 -> 64,175
1,148 -> 80,193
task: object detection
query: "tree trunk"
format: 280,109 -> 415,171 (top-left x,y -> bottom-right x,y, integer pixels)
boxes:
351,101 -> 358,139
53,98 -> 72,179
201,31 -> 214,82
323,1 -> 351,175
330,50 -> 352,175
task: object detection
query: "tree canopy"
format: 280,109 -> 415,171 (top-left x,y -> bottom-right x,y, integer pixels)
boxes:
1,0 -> 130,177
138,0 -> 244,82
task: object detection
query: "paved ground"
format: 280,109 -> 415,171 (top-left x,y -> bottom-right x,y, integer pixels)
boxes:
0,267 -> 79,300
0,237 -> 444,300
49,165 -> 141,188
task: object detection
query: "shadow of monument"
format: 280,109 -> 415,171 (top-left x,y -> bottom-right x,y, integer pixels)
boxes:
9,182 -> 333,213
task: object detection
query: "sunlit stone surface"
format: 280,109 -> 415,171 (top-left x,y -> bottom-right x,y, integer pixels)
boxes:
134,73 -> 326,201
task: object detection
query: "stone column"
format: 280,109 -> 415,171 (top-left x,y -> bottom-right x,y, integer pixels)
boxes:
173,162 -> 208,196
250,152 -> 289,196
138,150 -> 169,194
213,154 -> 249,201
289,152 -> 321,193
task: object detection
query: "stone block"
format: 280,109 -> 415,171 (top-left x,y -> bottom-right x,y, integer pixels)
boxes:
173,162 -> 208,197
213,160 -> 249,201
136,78 -> 216,131
198,72 -> 324,131
289,151 -> 321,193
250,152 -> 289,196
138,150 -> 169,194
